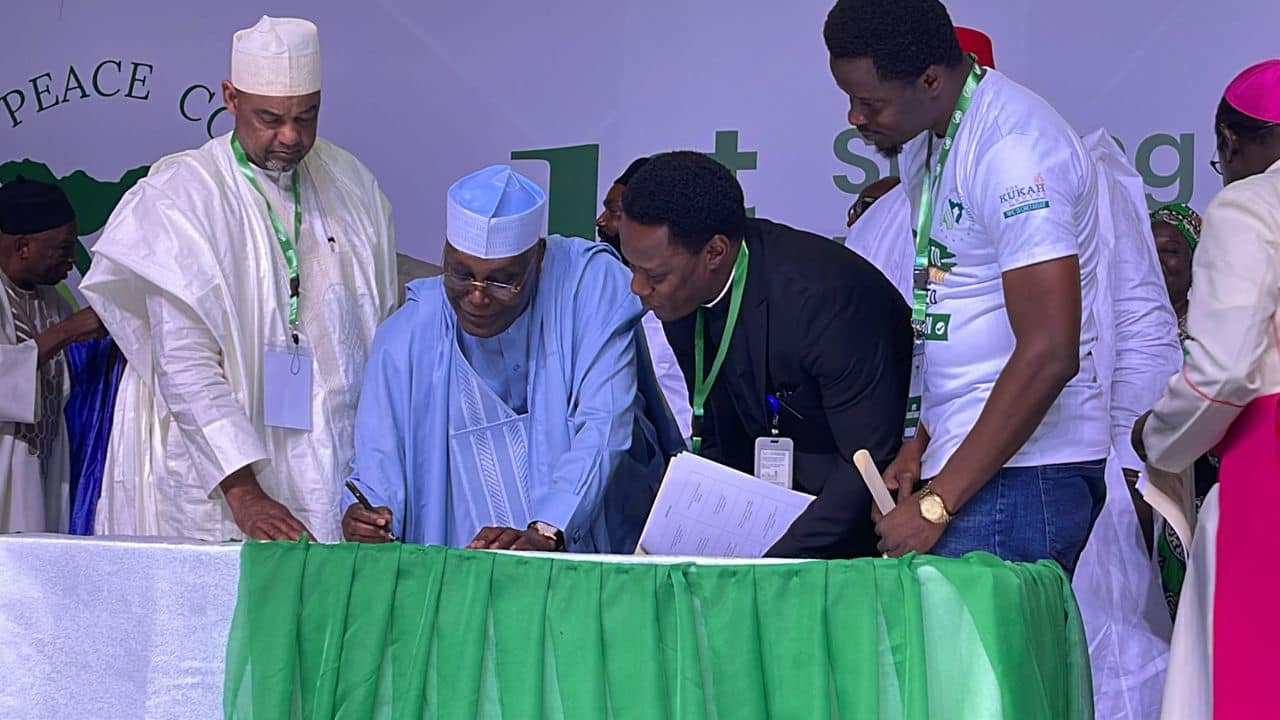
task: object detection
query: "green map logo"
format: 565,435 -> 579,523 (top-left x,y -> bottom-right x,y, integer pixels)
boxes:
2,58 -> 177,277
945,198 -> 965,229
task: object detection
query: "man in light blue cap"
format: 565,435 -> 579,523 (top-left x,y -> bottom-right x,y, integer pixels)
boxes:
343,165 -> 681,552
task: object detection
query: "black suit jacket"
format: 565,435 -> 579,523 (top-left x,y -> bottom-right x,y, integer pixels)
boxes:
664,218 -> 912,558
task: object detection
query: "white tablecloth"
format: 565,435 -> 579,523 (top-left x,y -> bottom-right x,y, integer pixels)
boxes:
0,534 -> 241,720
0,534 -> 829,720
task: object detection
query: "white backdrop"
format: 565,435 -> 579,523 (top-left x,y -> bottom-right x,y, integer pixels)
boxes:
1,0 -> 1277,268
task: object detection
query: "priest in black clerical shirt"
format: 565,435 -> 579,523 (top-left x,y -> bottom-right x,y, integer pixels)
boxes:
618,151 -> 912,558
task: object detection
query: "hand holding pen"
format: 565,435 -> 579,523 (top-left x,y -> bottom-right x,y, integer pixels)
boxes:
342,479 -> 397,543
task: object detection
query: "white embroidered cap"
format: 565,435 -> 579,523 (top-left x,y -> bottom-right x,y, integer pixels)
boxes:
446,165 -> 547,259
231,16 -> 321,97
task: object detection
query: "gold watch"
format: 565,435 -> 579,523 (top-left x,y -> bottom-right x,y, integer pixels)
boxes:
918,484 -> 952,525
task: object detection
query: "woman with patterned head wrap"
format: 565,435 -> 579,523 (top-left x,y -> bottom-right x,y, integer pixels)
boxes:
1150,202 -> 1202,349
1148,203 -> 1217,620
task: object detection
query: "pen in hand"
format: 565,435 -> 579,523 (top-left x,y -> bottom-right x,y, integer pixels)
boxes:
345,479 -> 396,541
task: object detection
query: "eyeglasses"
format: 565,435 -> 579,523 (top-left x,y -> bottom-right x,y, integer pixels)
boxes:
442,261 -> 534,301
1211,121 -> 1280,176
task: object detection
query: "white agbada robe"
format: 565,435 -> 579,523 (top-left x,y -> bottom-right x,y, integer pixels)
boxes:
1071,130 -> 1182,720
0,279 -> 71,532
81,132 -> 397,542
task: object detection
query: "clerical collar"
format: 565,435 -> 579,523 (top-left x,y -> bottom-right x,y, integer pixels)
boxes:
703,259 -> 738,309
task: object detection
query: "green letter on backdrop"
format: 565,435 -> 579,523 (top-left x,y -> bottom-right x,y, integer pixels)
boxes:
1136,132 -> 1195,209
510,143 -> 600,240
833,128 -> 900,196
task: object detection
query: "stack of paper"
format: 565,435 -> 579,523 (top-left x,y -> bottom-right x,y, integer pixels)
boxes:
636,453 -> 814,558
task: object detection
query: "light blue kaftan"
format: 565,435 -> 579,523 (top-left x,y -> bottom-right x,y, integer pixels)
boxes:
347,235 -> 682,552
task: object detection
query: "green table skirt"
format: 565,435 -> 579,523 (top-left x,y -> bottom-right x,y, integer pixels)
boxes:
224,543 -> 1092,719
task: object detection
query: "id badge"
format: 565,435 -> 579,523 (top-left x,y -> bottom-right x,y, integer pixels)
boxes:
263,336 -> 314,431
904,338 -> 925,439
754,436 -> 794,490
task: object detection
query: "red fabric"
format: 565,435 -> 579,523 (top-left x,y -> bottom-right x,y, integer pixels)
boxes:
1213,393 -> 1280,718
955,27 -> 995,69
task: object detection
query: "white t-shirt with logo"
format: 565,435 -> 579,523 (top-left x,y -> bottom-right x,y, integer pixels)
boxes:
900,69 -> 1109,478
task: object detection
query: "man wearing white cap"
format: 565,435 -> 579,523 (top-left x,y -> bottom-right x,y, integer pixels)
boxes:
81,17 -> 397,542
342,165 -> 679,553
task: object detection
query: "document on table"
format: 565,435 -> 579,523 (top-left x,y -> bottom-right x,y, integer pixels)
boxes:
636,452 -> 814,558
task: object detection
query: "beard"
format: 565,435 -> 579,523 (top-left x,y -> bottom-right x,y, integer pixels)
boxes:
264,155 -> 301,172
597,227 -> 622,254
858,128 -> 903,158
262,146 -> 305,173
876,143 -> 903,158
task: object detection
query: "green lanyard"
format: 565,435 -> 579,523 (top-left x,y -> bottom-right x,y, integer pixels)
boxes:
231,134 -> 303,340
691,242 -> 750,454
911,57 -> 984,337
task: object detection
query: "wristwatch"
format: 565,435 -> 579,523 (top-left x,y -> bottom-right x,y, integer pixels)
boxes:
528,521 -> 566,550
917,484 -> 952,525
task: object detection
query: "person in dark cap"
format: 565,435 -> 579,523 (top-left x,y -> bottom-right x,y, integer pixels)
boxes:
0,176 -> 105,533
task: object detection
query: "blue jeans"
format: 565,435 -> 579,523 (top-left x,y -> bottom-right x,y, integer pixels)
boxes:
930,460 -> 1107,577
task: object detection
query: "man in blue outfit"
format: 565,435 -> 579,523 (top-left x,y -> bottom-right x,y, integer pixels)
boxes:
344,164 -> 678,552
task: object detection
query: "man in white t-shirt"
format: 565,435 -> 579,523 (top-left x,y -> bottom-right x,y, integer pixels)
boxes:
823,0 -> 1109,575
